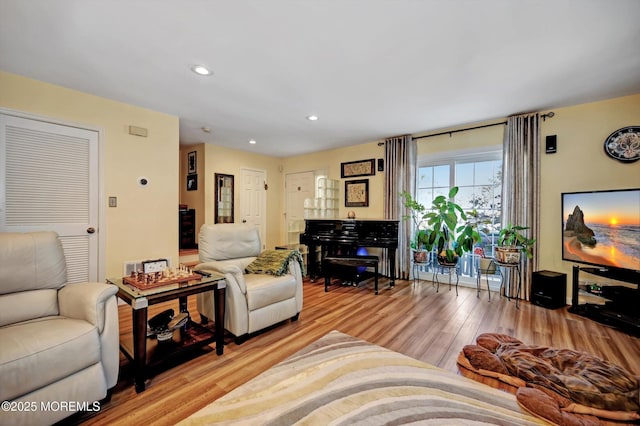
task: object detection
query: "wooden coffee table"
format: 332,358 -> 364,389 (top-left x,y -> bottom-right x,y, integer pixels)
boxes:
108,274 -> 226,392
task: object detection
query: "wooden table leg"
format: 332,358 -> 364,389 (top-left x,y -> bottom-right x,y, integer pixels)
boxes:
213,286 -> 225,355
132,307 -> 148,393
178,295 -> 188,313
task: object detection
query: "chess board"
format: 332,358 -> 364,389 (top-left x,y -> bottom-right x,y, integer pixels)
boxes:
123,273 -> 202,290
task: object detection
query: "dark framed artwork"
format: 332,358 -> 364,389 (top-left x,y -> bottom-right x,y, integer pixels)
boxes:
186,174 -> 198,191
340,158 -> 375,178
188,151 -> 197,174
345,179 -> 369,207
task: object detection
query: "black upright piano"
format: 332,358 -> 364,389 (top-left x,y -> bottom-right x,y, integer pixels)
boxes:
300,219 -> 399,285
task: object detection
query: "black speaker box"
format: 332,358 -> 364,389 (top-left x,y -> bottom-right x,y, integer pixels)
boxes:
545,135 -> 557,154
531,270 -> 567,309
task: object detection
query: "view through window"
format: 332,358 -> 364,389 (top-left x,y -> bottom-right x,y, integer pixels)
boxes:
416,151 -> 502,280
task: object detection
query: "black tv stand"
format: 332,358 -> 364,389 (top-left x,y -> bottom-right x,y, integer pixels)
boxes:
569,265 -> 640,336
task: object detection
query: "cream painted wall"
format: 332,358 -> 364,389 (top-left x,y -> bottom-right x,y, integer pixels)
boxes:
281,141 -> 385,221
0,71 -> 180,278
416,120 -> 505,156
180,144 -> 206,243
202,144 -> 283,249
279,124 -> 501,233
537,94 -> 640,295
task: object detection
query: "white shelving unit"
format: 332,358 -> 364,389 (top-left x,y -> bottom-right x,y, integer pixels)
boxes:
304,177 -> 339,219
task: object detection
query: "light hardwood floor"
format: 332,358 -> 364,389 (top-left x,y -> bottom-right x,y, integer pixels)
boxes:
73,277 -> 640,425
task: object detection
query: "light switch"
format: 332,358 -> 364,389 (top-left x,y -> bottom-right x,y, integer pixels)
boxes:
108,197 -> 117,207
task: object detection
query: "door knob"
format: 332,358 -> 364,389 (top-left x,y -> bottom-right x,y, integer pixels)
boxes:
86,227 -> 96,234
242,219 -> 247,223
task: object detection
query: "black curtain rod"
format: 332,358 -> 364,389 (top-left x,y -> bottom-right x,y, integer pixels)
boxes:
412,121 -> 507,140
377,120 -> 507,146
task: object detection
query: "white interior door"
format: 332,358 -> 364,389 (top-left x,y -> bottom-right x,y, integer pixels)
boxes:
239,168 -> 266,248
285,171 -> 314,244
0,113 -> 100,283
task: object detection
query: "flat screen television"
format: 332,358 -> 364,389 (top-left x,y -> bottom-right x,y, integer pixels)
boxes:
562,188 -> 640,273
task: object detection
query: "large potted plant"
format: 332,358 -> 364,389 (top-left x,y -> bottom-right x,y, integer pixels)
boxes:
400,191 -> 431,263
424,186 -> 482,265
495,223 -> 536,264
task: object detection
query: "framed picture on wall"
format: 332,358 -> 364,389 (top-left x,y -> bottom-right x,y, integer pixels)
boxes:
341,158 -> 375,178
187,174 -> 198,191
345,179 -> 369,207
187,151 -> 197,174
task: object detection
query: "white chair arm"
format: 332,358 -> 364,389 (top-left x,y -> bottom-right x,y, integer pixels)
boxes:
288,259 -> 304,313
196,261 -> 247,293
58,282 -> 118,333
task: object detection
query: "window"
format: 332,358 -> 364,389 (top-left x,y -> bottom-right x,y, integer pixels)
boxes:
417,148 -> 502,280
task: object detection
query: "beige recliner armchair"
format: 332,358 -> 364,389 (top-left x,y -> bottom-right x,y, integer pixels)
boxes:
196,224 -> 303,343
0,232 -> 119,426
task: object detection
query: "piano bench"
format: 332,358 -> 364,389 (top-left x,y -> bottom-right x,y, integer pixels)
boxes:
323,255 -> 380,295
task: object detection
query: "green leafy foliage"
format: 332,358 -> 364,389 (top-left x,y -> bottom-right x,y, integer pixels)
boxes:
401,186 -> 481,263
498,223 -> 536,259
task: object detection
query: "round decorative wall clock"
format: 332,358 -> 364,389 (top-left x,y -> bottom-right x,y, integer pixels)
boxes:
603,126 -> 640,163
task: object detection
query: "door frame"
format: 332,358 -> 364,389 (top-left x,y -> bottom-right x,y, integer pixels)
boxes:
0,107 -> 106,281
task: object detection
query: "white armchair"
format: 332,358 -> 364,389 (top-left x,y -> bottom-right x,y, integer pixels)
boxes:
195,224 -> 303,343
0,231 -> 119,426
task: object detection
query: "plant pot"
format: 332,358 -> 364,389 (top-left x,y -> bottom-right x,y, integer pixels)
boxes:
437,254 -> 459,266
479,257 -> 497,273
413,250 -> 428,263
495,246 -> 521,264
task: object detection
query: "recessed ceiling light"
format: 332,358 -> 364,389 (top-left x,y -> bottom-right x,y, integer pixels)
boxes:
249,139 -> 257,144
307,115 -> 319,121
191,65 -> 212,76
201,126 -> 211,133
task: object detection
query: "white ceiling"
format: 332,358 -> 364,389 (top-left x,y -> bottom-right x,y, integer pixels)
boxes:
1,0 -> 639,157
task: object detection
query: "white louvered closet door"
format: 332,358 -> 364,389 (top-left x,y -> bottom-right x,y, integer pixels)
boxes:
0,114 -> 99,283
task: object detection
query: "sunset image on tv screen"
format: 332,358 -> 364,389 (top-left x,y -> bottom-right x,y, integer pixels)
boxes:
562,190 -> 640,271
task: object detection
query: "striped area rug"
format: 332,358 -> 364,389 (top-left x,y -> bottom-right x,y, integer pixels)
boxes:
179,331 -> 546,425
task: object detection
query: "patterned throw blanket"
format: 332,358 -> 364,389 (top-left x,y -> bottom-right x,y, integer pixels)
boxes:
179,331 -> 545,425
245,249 -> 305,276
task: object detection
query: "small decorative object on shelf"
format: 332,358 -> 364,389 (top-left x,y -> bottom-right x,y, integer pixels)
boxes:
586,282 -> 603,295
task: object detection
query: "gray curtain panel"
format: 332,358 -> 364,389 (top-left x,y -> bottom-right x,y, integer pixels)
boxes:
501,113 -> 541,300
384,135 -> 416,280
